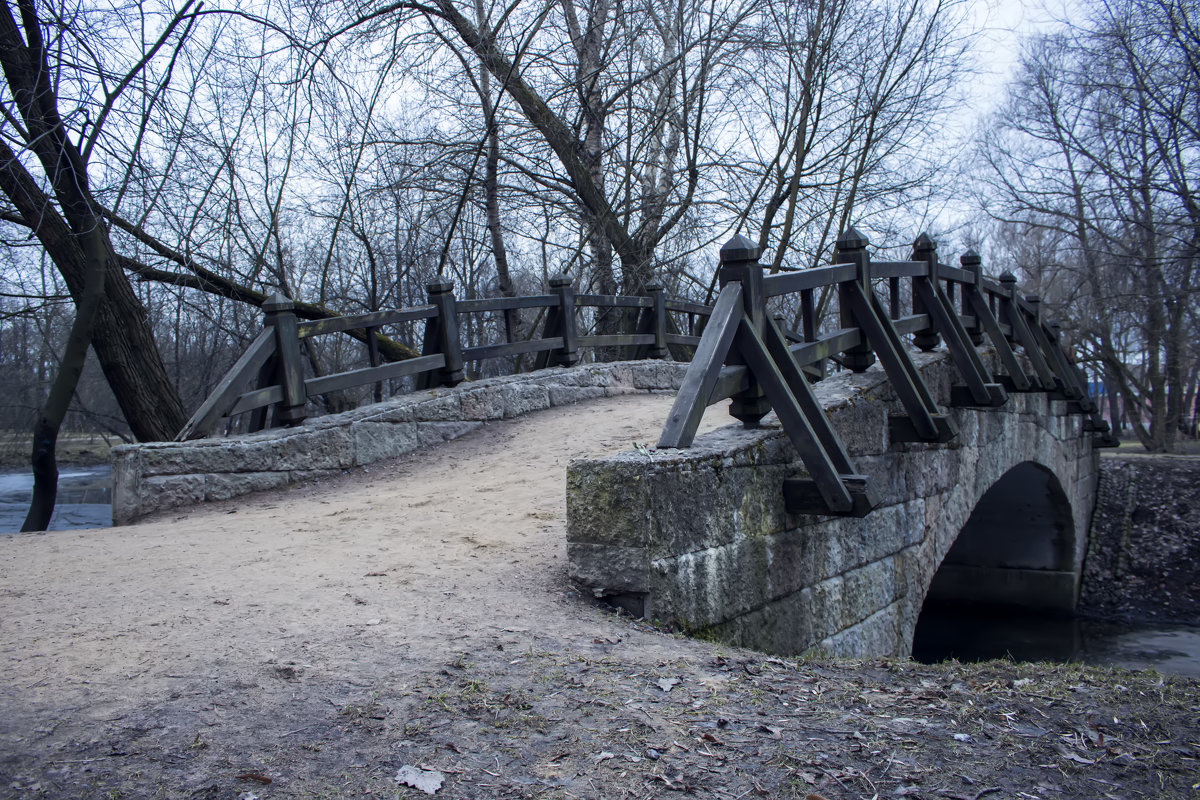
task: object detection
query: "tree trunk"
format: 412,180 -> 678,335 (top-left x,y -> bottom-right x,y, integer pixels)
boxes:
22,227 -> 106,531
0,144 -> 188,441
0,2 -> 188,443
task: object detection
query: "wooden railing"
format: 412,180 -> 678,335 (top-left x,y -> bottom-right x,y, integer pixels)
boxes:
179,224 -> 1115,512
175,278 -> 710,441
659,228 -> 1117,517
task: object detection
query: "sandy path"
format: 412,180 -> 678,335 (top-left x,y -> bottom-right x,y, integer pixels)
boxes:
1,393 -> 724,729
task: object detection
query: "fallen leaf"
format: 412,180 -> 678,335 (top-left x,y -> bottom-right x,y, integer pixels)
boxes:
395,765 -> 444,794
952,733 -> 971,742
236,773 -> 272,785
657,677 -> 681,692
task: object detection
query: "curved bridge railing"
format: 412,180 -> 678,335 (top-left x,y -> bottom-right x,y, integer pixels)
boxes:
659,227 -> 1117,519
176,277 -> 709,441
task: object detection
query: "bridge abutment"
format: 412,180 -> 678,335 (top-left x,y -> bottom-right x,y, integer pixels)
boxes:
566,351 -> 1099,658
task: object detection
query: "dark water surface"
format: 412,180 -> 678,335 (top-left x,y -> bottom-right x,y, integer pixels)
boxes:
0,466 -> 112,533
913,601 -> 1200,678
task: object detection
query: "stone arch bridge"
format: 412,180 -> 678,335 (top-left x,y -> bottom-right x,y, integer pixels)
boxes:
113,229 -> 1112,658
566,351 -> 1098,657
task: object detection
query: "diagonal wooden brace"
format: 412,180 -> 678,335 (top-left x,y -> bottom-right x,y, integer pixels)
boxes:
912,276 -> 1006,407
734,318 -> 855,513
1002,297 -> 1059,391
658,284 -> 744,448
846,281 -> 956,443
963,284 -> 1032,391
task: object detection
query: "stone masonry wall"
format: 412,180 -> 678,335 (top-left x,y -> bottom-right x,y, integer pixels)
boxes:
566,352 -> 1100,659
112,361 -> 688,524
1079,454 -> 1200,623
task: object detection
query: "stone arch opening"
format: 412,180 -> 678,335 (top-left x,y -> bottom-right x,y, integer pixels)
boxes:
912,461 -> 1082,661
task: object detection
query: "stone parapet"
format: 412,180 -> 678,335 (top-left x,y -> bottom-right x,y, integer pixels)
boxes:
112,361 -> 688,524
566,351 -> 1099,658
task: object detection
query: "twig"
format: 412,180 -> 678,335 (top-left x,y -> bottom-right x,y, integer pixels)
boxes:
943,788 -> 1002,800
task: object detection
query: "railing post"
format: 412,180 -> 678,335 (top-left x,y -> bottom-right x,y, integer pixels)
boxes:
961,250 -> 985,346
424,279 -> 464,387
647,281 -> 669,359
1025,294 -> 1042,326
719,234 -> 771,426
998,271 -> 1020,346
262,292 -> 307,426
911,233 -> 941,352
549,274 -> 580,367
836,227 -> 876,372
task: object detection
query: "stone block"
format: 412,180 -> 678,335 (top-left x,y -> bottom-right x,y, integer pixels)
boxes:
652,537 -> 770,627
548,386 -> 608,406
139,441 -> 257,476
276,426 -> 355,470
140,474 -> 205,516
205,471 -> 291,501
645,461 -> 789,558
351,420 -> 419,466
842,558 -> 897,626
110,448 -> 142,526
629,361 -> 688,390
824,604 -> 900,657
289,469 -> 344,484
713,591 -> 817,655
828,398 -> 888,456
358,397 -> 415,423
567,542 -> 650,593
565,458 -> 652,548
415,421 -> 482,446
459,387 -> 506,420
805,576 -> 845,643
761,526 -> 829,598
410,392 -> 463,421
500,384 -> 551,418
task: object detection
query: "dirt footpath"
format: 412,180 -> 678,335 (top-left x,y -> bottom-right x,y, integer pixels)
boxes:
1,394 -> 1196,800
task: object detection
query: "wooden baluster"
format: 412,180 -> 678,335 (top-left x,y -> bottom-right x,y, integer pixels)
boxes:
911,233 -> 941,352
263,292 -> 307,427
961,251 -> 985,346
720,234 -> 771,426
836,228 -> 876,372
648,282 -> 668,360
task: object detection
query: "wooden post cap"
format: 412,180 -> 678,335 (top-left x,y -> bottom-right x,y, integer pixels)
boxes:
836,226 -> 868,251
262,291 -> 294,313
720,233 -> 761,263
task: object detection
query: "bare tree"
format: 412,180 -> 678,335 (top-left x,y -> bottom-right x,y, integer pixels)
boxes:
977,0 -> 1200,451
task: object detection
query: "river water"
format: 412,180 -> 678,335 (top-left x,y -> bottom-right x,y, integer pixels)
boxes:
913,601 -> 1200,678
0,465 -> 112,533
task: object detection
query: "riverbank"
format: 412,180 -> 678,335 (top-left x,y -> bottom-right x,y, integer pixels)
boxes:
1,395 -> 1196,799
0,432 -> 114,471
1081,452 -> 1200,623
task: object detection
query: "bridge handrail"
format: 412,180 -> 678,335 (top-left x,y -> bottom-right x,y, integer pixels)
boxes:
176,277 -> 701,441
657,227 -> 1117,518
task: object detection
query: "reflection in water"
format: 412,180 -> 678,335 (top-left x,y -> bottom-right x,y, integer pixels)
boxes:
913,601 -> 1200,678
0,466 -> 112,533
